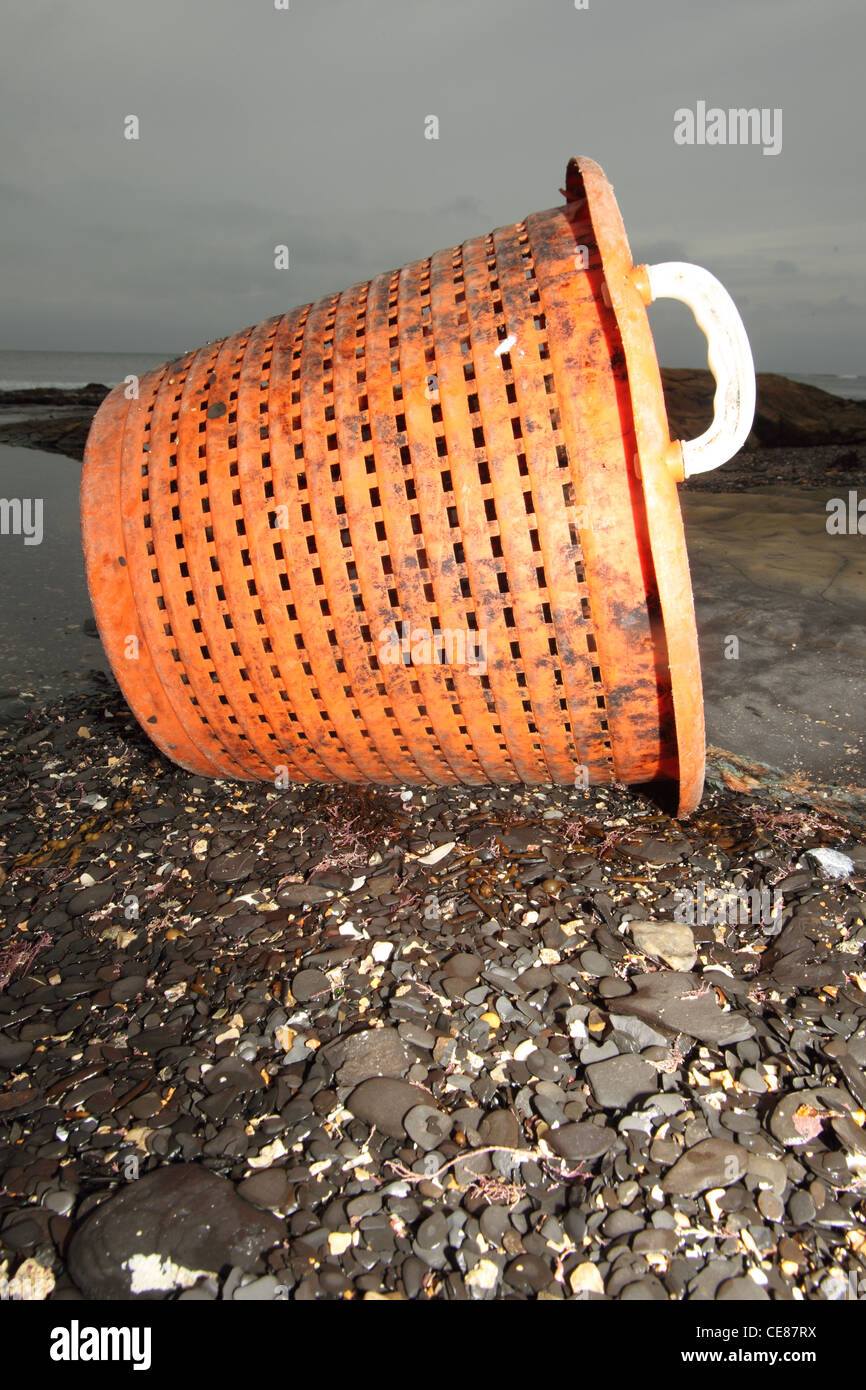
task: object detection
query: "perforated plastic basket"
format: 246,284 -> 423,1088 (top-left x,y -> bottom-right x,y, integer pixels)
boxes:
81,157 -> 754,814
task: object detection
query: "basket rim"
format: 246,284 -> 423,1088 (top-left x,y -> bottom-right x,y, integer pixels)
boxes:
573,156 -> 706,815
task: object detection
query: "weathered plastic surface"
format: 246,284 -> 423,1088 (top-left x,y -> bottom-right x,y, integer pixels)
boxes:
81,157 -> 740,814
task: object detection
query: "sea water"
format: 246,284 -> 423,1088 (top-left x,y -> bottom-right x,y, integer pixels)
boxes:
1,350 -> 864,403
0,349 -> 175,391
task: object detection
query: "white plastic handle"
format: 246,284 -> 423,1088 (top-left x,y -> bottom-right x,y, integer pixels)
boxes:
645,261 -> 755,478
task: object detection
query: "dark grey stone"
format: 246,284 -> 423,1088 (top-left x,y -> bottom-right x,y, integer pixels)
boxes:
347,1077 -> 439,1139
66,1165 -> 283,1299
585,1054 -> 657,1110
546,1123 -> 616,1163
291,968 -> 330,1004
613,971 -> 755,1045
334,1027 -> 412,1086
661,1138 -> 747,1196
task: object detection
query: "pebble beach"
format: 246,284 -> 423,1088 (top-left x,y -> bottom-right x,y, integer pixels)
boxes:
1,673 -> 865,1302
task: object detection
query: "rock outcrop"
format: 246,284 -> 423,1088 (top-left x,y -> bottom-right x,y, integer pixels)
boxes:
662,368 -> 866,451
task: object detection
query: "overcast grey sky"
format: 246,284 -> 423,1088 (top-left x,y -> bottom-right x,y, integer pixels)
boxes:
1,0 -> 863,372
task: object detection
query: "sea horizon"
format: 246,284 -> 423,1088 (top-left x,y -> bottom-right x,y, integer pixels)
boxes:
0,348 -> 864,401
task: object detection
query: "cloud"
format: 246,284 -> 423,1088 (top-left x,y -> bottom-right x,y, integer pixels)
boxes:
0,0 -> 863,370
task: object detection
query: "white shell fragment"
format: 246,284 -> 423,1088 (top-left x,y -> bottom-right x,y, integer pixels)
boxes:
804,848 -> 855,880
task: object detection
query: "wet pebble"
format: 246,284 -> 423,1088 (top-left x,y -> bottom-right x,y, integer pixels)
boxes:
331,1027 -> 413,1087
403,1105 -> 452,1151
347,1078 -> 439,1140
585,1054 -> 657,1110
614,970 -> 755,1045
661,1138 -> 747,1196
207,851 -> 258,883
66,1166 -> 283,1299
546,1123 -> 616,1163
291,969 -> 330,1004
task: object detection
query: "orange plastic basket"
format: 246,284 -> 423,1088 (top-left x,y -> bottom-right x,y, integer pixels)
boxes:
81,157 -> 755,814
